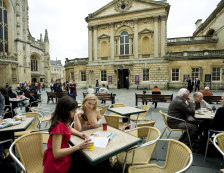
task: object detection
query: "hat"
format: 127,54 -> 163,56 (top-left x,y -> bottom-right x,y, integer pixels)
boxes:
204,87 -> 210,90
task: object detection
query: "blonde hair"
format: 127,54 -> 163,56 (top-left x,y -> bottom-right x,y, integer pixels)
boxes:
81,94 -> 98,111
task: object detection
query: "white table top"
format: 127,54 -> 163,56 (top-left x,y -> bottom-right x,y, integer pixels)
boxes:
107,106 -> 146,116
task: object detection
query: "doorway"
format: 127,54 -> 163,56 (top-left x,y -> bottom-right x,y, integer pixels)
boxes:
32,78 -> 37,83
118,69 -> 129,88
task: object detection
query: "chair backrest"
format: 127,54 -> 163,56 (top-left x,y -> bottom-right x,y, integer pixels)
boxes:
104,114 -> 120,129
134,121 -> 156,138
124,127 -> 161,165
213,132 -> 224,156
113,103 -> 125,108
100,105 -> 107,115
13,132 -> 44,172
163,139 -> 193,172
22,112 -> 39,130
138,105 -> 150,120
159,110 -> 171,130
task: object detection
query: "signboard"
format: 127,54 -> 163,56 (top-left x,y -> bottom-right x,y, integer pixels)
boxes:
135,75 -> 139,84
108,76 -> 112,84
205,74 -> 211,82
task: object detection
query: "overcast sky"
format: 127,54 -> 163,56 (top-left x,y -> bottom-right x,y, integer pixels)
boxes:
28,0 -> 221,64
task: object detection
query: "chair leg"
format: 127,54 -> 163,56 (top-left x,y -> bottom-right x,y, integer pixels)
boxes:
162,131 -> 171,149
161,127 -> 167,139
204,136 -> 210,160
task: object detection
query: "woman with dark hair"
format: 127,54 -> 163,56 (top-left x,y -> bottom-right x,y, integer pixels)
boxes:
43,96 -> 92,173
0,87 -> 11,118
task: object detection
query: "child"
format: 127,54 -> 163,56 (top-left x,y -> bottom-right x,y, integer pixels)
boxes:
43,96 -> 92,173
74,94 -> 102,131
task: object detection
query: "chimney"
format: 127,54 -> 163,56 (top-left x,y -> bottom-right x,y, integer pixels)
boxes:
195,19 -> 202,29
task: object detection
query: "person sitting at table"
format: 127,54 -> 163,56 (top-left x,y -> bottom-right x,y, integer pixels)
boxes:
152,86 -> 161,108
87,85 -> 95,94
18,91 -> 27,107
74,94 -> 102,131
7,87 -> 16,98
193,92 -> 211,110
25,90 -> 38,112
168,88 -> 198,147
200,87 -> 213,96
208,93 -> 224,138
43,96 -> 92,173
0,86 -> 12,118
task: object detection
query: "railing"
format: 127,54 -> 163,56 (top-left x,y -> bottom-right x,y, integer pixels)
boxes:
167,49 -> 224,58
168,36 -> 217,44
29,35 -> 44,49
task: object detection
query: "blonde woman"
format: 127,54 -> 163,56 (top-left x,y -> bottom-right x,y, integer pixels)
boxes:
74,94 -> 102,131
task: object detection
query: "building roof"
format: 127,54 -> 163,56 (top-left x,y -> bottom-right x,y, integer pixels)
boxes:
50,60 -> 63,66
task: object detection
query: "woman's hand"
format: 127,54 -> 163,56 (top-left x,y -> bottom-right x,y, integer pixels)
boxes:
79,133 -> 88,139
90,120 -> 99,128
78,138 -> 93,150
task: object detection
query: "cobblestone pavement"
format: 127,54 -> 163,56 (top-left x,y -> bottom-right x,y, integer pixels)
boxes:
22,88 -> 223,173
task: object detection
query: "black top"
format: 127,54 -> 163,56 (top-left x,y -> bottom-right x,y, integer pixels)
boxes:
209,107 -> 224,131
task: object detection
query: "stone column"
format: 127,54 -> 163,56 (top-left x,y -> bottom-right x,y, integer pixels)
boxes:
134,19 -> 138,59
161,16 -> 166,57
93,26 -> 98,61
110,23 -> 114,60
88,26 -> 93,61
154,16 -> 159,58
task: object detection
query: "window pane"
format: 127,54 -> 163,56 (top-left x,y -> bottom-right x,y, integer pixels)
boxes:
125,36 -> 129,43
5,42 -> 7,52
120,36 -> 124,44
125,44 -> 129,54
4,26 -> 7,41
0,25 -> 2,40
121,31 -> 128,35
0,10 -> 2,23
120,45 -> 124,55
3,10 -> 7,23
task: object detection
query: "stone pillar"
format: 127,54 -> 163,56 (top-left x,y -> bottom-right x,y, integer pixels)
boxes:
93,26 -> 98,61
154,16 -> 159,58
88,26 -> 93,61
134,19 -> 138,59
161,16 -> 166,57
110,23 -> 114,60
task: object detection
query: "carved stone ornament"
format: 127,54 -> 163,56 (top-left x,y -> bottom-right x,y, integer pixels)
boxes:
115,21 -> 134,30
114,0 -> 133,13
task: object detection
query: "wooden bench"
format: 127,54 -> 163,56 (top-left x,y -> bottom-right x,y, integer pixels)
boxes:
135,93 -> 173,108
46,91 -> 69,104
83,92 -> 116,104
203,96 -> 222,104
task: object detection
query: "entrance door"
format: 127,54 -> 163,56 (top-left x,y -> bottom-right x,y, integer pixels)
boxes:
32,78 -> 37,83
118,69 -> 129,88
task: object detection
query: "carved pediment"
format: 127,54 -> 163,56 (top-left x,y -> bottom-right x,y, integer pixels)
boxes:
86,0 -> 169,21
98,34 -> 110,39
139,28 -> 154,35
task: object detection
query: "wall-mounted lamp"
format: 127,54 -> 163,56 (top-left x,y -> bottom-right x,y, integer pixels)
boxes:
158,67 -> 160,71
89,70 -> 94,73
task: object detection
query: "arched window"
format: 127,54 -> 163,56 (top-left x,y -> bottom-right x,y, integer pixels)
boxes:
0,0 -> 8,53
120,31 -> 129,55
31,56 -> 38,72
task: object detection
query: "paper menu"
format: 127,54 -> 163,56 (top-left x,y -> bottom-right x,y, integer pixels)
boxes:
89,135 -> 109,148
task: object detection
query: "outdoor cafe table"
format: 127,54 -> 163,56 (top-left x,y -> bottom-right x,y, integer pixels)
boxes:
9,97 -> 29,116
194,110 -> 215,120
0,117 -> 35,140
107,106 -> 146,122
69,126 -> 142,166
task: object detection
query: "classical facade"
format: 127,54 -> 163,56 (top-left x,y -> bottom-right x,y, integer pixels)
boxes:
0,0 -> 51,88
65,0 -> 224,90
50,59 -> 65,83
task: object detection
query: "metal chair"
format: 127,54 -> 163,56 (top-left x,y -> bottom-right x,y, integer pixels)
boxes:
117,127 -> 161,173
204,129 -> 224,160
159,110 -> 192,150
2,104 -> 13,118
9,132 -> 49,173
213,132 -> 224,156
128,139 -> 193,173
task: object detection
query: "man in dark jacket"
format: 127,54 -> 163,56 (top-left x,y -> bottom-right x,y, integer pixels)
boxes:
168,88 -> 198,146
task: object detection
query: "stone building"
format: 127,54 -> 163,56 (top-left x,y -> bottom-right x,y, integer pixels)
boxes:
65,0 -> 224,90
50,59 -> 65,83
0,0 -> 51,88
